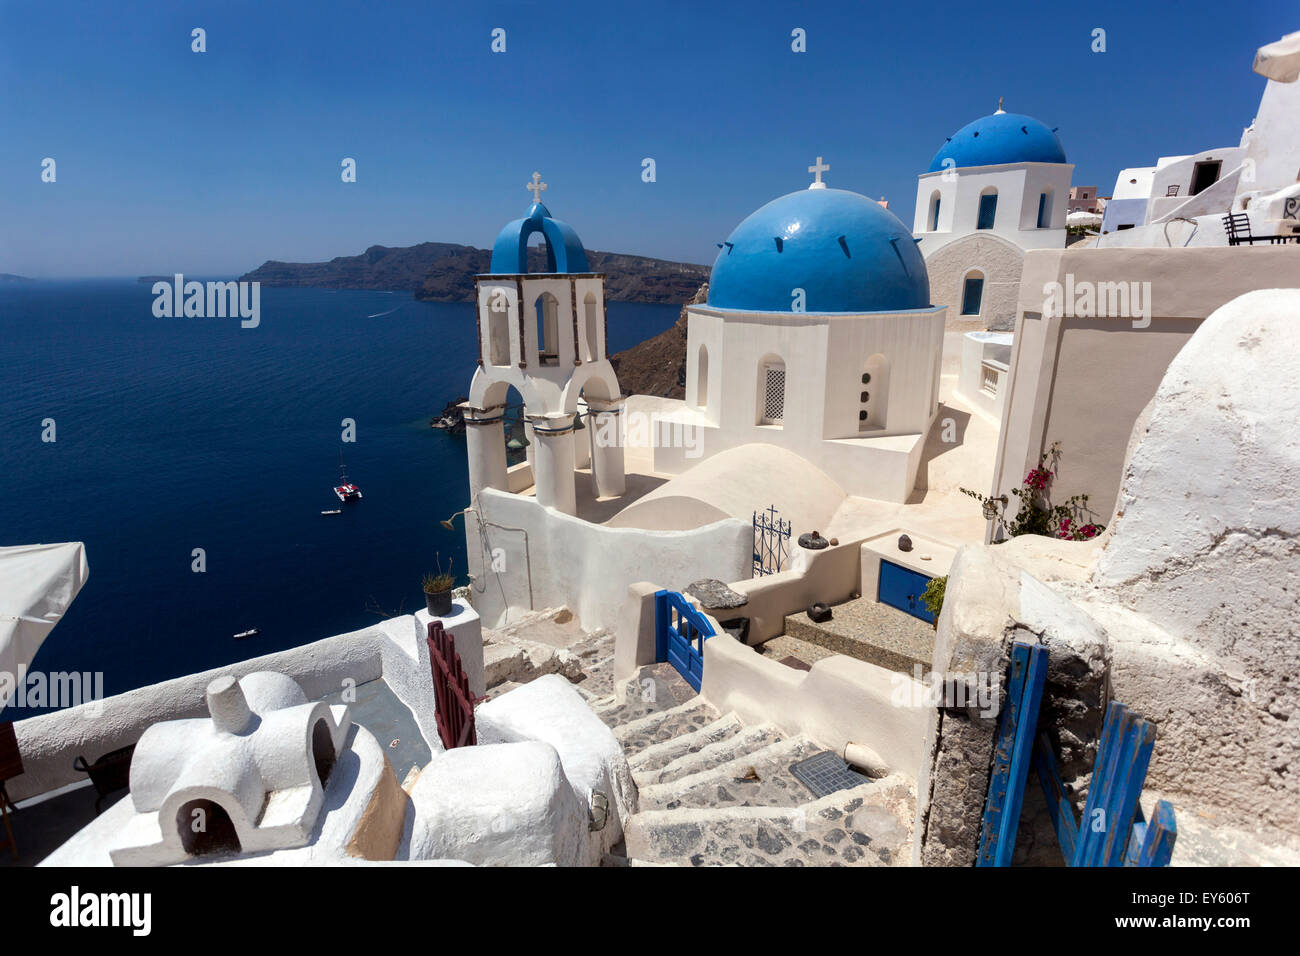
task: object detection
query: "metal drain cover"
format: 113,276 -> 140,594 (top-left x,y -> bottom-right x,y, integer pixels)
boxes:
790,750 -> 871,799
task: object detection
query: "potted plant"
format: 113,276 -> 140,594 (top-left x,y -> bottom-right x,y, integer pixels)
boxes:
422,555 -> 456,617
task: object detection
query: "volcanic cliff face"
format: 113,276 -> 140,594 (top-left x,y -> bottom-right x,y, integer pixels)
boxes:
239,243 -> 709,305
608,283 -> 708,399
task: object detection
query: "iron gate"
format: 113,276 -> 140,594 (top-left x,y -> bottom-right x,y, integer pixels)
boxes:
752,504 -> 791,577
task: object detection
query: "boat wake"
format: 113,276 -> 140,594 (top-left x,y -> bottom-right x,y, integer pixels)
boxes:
366,305 -> 402,318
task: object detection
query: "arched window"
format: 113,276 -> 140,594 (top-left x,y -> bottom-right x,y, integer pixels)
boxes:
860,355 -> 890,431
1037,190 -> 1051,229
757,354 -> 786,426
696,344 -> 709,408
535,292 -> 559,366
484,290 -> 511,367
176,799 -> 241,856
583,292 -> 599,362
961,270 -> 985,316
977,187 -> 998,230
928,190 -> 942,231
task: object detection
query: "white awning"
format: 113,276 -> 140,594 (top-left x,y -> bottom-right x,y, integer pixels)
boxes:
0,542 -> 89,712
1253,30 -> 1300,83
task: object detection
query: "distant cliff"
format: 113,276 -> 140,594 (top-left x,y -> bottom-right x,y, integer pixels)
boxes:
608,283 -> 707,399
239,242 -> 709,305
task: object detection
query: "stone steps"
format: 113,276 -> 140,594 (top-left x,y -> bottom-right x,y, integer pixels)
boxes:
633,723 -> 786,786
594,664 -> 704,733
628,714 -> 745,777
638,736 -> 824,811
623,775 -> 916,867
614,698 -> 721,758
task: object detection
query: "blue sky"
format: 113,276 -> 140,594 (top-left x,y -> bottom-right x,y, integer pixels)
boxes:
1,0 -> 1293,276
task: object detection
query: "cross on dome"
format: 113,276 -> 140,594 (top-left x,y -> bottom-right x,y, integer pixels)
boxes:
525,171 -> 548,203
995,97 -> 1006,115
808,156 -> 830,190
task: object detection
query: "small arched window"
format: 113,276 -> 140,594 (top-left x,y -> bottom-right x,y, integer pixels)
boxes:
535,292 -> 559,366
961,270 -> 985,316
928,190 -> 942,231
1037,190 -> 1051,229
582,292 -> 600,362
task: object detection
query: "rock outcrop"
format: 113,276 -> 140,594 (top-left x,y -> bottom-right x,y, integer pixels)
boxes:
608,283 -> 707,398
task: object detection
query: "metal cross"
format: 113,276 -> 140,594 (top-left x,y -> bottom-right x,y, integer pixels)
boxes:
525,171 -> 547,203
808,156 -> 830,186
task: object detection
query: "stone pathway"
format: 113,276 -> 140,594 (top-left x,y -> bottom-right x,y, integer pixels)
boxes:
595,665 -> 915,867
476,605 -> 916,867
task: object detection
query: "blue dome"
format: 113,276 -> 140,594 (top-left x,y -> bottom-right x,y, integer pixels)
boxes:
489,202 -> 590,274
707,188 -> 930,314
928,112 -> 1066,172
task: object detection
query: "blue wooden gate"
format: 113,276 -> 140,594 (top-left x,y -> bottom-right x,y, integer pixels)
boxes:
878,560 -> 935,624
977,641 -> 1177,867
654,589 -> 715,692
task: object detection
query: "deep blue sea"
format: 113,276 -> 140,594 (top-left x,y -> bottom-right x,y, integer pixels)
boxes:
1,280 -> 678,717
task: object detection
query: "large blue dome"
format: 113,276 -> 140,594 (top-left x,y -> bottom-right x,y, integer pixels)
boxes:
707,188 -> 930,314
928,111 -> 1066,172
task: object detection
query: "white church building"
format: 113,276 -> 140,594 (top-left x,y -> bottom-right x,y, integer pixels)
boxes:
912,103 -> 1073,328
651,161 -> 946,503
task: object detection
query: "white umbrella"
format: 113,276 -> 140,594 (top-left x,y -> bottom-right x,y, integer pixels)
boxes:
1253,30 -> 1300,83
0,542 -> 89,712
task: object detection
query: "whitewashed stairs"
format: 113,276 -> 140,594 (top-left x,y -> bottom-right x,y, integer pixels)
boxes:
591,666 -> 916,867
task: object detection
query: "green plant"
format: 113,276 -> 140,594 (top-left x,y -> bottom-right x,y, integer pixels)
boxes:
921,575 -> 946,629
962,442 -> 1104,542
422,554 -> 455,594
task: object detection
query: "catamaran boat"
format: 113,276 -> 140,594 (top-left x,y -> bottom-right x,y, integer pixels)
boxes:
334,452 -> 362,503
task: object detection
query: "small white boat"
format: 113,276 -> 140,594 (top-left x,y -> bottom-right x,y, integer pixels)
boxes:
233,628 -> 259,640
321,509 -> 342,515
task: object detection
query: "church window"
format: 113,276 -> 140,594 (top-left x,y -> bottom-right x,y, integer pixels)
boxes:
928,191 -> 941,231
583,292 -> 600,361
961,273 -> 984,316
1037,191 -> 1050,228
758,356 -> 786,425
535,292 -> 560,366
696,345 -> 709,408
977,190 -> 998,230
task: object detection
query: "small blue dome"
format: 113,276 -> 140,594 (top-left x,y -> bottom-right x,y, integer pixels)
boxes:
928,112 -> 1066,172
707,188 -> 930,314
489,202 -> 590,274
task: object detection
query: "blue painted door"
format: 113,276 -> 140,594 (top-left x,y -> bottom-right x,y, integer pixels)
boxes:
654,590 -> 714,691
878,560 -> 935,624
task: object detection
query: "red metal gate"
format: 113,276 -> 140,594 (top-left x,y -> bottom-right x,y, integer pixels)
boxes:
427,621 -> 477,749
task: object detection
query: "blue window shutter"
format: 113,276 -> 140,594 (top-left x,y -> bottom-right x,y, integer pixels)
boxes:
977,194 -> 998,230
